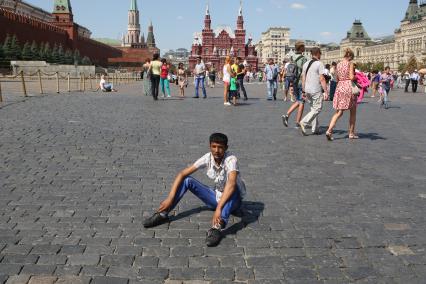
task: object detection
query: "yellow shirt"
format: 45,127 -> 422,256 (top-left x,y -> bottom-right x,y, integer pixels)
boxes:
151,60 -> 162,76
231,63 -> 238,74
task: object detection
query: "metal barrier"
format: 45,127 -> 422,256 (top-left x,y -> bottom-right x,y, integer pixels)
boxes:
0,70 -> 139,105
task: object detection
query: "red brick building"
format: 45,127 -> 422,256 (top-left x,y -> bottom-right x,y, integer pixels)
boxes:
188,2 -> 258,72
0,0 -> 122,66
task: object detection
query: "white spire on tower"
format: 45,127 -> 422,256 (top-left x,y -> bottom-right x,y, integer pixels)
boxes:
206,2 -> 210,16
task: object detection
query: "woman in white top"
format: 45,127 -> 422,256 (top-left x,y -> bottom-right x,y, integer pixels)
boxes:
223,56 -> 232,106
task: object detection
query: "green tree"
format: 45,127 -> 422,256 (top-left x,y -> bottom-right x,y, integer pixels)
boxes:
3,34 -> 13,60
73,49 -> 81,65
57,44 -> 65,64
64,49 -> 73,65
405,56 -> 417,73
372,62 -> 384,72
43,42 -> 52,62
10,34 -> 21,60
21,41 -> 32,60
51,43 -> 59,63
398,63 -> 406,72
81,56 -> 91,65
30,41 -> 39,60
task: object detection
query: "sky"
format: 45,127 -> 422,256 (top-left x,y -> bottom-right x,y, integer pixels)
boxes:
28,0 -> 409,53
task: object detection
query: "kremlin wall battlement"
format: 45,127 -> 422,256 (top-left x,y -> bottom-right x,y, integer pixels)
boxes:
0,7 -> 122,66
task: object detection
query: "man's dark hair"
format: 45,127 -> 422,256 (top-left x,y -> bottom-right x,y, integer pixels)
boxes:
209,133 -> 228,146
153,53 -> 160,60
161,58 -> 167,64
311,47 -> 321,56
332,61 -> 337,66
325,64 -> 330,69
237,57 -> 242,61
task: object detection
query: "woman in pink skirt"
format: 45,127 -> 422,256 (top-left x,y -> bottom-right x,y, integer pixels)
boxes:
325,48 -> 358,141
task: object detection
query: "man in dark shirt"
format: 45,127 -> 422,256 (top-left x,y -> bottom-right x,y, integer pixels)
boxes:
235,57 -> 248,100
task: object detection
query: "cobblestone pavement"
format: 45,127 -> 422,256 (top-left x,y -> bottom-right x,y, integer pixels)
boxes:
0,82 -> 426,284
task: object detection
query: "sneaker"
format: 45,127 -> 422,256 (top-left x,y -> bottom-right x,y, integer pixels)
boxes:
193,96 -> 199,98
300,123 -> 307,136
224,102 -> 231,106
143,212 -> 169,228
205,228 -> 222,247
282,115 -> 289,127
294,123 -> 300,129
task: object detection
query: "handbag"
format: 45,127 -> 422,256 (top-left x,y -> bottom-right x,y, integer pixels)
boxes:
352,82 -> 360,96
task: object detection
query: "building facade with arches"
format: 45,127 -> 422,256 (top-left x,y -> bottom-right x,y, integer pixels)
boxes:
322,0 -> 426,70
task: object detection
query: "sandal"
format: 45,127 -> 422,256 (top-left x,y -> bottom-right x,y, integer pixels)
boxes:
349,134 -> 359,139
326,131 -> 334,141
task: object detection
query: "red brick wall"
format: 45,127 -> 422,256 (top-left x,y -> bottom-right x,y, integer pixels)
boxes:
0,8 -> 70,48
0,8 -> 122,67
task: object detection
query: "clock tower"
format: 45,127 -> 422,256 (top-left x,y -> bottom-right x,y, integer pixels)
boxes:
52,0 -> 76,40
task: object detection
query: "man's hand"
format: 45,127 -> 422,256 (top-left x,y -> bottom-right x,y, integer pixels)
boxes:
323,92 -> 329,101
212,208 -> 222,227
158,197 -> 173,213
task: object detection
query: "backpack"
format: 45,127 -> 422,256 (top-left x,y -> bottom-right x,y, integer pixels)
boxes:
285,63 -> 297,80
271,65 -> 279,81
294,55 -> 306,85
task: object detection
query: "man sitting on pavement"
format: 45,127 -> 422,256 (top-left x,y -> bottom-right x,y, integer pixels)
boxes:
143,133 -> 246,247
99,74 -> 117,92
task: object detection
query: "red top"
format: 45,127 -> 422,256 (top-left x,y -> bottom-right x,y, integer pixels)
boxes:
161,65 -> 169,79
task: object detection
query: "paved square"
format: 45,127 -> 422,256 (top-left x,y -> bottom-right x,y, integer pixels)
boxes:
0,82 -> 426,283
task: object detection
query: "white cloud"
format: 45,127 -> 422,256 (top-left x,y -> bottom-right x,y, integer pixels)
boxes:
256,8 -> 264,13
320,32 -> 333,37
290,3 -> 306,9
177,15 -> 184,20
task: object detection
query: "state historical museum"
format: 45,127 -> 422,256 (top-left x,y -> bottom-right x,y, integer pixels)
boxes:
188,2 -> 258,71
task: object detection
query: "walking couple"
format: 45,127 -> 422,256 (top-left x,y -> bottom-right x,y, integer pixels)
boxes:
282,47 -> 360,141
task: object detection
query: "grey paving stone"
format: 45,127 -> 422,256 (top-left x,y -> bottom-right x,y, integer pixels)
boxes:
204,267 -> 234,280
133,256 -> 159,268
100,255 -> 134,267
1,255 -> 38,264
0,264 -> 22,275
80,265 -> 107,277
55,276 -> 91,284
28,276 -> 57,284
66,254 -> 99,266
188,256 -> 219,268
21,264 -> 56,275
4,275 -> 30,284
91,276 -> 129,284
53,265 -> 82,276
36,255 -> 67,265
138,268 -> 169,280
158,257 -> 188,268
168,268 -> 204,280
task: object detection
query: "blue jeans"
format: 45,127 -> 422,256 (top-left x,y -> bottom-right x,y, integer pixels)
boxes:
267,80 -> 277,99
167,176 -> 241,226
160,78 -> 170,97
195,77 -> 207,98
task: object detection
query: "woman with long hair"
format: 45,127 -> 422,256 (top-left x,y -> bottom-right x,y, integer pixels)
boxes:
325,48 -> 359,141
223,56 -> 232,106
177,63 -> 187,98
142,58 -> 151,96
160,58 -> 171,98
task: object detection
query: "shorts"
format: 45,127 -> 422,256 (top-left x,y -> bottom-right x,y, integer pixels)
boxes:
294,85 -> 304,104
284,77 -> 294,90
229,90 -> 238,98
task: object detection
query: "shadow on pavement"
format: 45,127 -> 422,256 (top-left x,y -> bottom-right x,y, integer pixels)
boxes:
222,201 -> 265,237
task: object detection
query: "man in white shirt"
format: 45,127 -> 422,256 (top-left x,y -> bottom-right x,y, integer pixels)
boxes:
411,70 -> 420,93
299,48 -> 328,136
193,57 -> 207,98
99,75 -> 117,92
143,133 -> 246,247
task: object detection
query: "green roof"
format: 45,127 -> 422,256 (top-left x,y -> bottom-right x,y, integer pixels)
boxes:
130,0 -> 138,11
53,0 -> 72,13
345,20 -> 370,41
